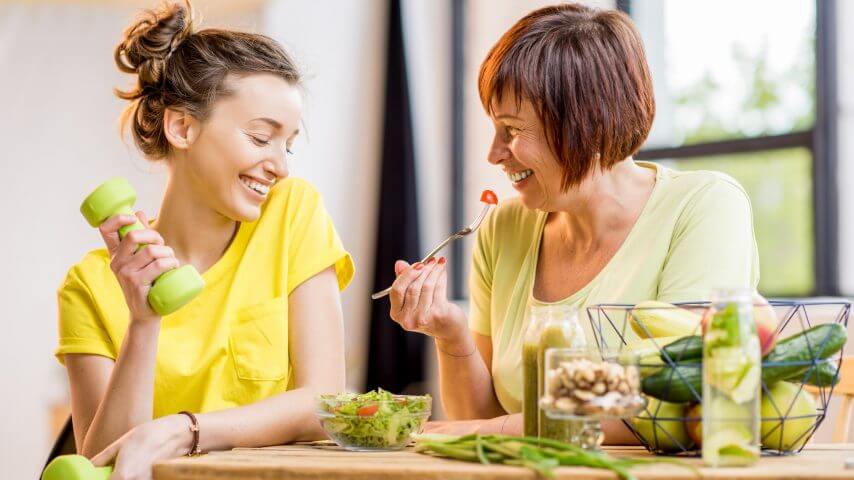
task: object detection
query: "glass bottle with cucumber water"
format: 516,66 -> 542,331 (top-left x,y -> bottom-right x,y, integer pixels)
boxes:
702,288 -> 761,466
522,304 -> 587,441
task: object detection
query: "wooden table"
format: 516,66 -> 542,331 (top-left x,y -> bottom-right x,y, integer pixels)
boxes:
155,442 -> 854,479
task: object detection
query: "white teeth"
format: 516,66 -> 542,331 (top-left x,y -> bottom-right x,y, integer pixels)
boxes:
508,169 -> 533,183
240,176 -> 270,196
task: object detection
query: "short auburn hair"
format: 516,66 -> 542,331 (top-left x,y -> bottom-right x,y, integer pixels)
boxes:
478,3 -> 655,189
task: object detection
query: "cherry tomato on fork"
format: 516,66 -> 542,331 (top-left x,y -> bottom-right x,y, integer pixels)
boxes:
480,189 -> 498,205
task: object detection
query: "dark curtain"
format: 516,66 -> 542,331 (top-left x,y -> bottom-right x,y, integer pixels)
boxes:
365,0 -> 425,393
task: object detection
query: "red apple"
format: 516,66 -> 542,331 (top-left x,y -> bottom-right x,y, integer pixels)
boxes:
702,293 -> 778,356
684,403 -> 702,448
753,293 -> 778,356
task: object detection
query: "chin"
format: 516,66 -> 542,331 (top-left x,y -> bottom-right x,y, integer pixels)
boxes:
518,193 -> 546,211
229,203 -> 263,223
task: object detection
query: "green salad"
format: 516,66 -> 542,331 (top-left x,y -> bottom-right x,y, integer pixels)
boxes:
317,389 -> 432,450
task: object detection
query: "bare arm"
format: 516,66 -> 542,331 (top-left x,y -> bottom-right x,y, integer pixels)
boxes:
388,259 -> 505,420
436,331 -> 505,419
67,212 -> 181,457
66,322 -> 161,457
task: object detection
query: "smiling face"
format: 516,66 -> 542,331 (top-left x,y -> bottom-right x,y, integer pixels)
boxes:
171,73 -> 302,222
487,94 -> 572,211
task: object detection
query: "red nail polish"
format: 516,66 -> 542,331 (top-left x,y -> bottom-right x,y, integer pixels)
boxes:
427,257 -> 436,264
438,257 -> 447,265
414,263 -> 424,270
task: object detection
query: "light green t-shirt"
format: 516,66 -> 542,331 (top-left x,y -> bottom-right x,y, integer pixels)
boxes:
468,161 -> 760,413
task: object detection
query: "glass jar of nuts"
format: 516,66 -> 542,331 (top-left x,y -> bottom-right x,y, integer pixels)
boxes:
540,347 -> 645,450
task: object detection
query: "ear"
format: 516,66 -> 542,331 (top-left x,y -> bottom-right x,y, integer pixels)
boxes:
163,108 -> 199,151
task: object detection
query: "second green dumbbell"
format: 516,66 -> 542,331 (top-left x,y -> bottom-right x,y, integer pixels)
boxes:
80,178 -> 205,315
42,455 -> 112,480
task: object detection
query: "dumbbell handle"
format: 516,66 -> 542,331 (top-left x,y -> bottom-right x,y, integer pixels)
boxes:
111,206 -> 146,240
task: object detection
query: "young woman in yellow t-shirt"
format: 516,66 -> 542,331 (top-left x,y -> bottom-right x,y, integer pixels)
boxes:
54,1 -> 353,476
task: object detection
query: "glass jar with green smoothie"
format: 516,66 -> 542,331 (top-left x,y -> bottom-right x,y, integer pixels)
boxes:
522,304 -> 587,441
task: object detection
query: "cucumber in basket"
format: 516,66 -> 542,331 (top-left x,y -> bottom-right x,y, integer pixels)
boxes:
659,335 -> 703,362
643,323 -> 846,403
783,359 -> 840,387
761,323 -> 846,382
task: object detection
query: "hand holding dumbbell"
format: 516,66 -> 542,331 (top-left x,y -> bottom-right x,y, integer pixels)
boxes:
80,178 -> 204,316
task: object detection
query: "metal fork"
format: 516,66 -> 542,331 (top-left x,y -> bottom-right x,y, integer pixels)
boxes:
370,203 -> 495,300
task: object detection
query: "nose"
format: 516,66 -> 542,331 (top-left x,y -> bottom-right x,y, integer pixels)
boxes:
487,133 -> 509,165
264,146 -> 289,181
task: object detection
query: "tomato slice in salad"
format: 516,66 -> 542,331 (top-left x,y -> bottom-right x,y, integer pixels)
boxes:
480,189 -> 498,205
357,403 -> 379,416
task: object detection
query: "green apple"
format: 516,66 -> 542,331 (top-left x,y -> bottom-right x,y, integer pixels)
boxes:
633,397 -> 693,452
761,381 -> 818,451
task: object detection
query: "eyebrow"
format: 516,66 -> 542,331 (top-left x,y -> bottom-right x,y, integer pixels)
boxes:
250,117 -> 283,129
495,114 -> 521,121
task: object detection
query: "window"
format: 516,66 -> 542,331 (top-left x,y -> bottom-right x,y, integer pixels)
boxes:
630,0 -> 837,296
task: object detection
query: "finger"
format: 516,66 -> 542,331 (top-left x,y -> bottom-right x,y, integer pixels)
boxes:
98,214 -> 139,254
136,255 -> 180,286
113,229 -> 166,268
122,244 -> 175,273
433,259 -> 449,305
401,261 -> 437,327
394,260 -> 411,276
414,260 -> 445,330
91,438 -> 121,467
389,262 -> 424,314
135,210 -> 152,228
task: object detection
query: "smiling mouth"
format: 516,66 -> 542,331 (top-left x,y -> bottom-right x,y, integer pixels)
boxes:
507,169 -> 533,183
239,175 -> 271,196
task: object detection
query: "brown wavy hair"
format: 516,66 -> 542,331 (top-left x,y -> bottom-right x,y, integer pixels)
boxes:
478,3 -> 655,189
115,0 -> 301,159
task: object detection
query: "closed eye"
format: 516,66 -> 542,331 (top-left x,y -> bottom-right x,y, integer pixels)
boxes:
246,133 -> 270,146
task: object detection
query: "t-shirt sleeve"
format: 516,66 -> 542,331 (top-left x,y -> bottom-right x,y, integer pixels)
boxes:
468,206 -> 496,337
657,177 -> 760,303
55,267 -> 116,365
285,181 -> 354,294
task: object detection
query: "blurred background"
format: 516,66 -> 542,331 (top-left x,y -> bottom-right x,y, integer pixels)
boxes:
1,0 -> 853,477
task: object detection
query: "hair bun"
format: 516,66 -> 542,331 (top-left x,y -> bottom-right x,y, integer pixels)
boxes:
114,1 -> 194,94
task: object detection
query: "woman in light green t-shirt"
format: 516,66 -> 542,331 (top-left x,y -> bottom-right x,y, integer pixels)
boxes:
384,4 -> 758,441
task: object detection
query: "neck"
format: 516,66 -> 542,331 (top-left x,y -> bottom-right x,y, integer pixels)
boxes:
153,174 -> 238,272
548,158 -> 655,248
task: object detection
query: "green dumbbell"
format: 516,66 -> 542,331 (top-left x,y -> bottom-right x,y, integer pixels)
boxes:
42,455 -> 112,480
80,178 -> 204,315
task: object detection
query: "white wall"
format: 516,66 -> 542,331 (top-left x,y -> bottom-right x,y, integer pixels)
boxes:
0,5 -> 168,477
262,0 -> 386,394
830,0 -> 854,443
0,1 -> 387,477
838,0 -> 854,297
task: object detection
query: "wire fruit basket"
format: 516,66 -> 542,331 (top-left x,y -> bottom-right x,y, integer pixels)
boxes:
586,300 -> 850,456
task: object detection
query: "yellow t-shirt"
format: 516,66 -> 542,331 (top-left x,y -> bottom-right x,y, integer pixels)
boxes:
55,178 -> 354,418
469,161 -> 760,413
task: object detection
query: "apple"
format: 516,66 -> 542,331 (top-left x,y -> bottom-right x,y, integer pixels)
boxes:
761,381 -> 818,451
752,293 -> 778,356
701,292 -> 778,356
632,397 -> 693,453
684,403 -> 702,448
